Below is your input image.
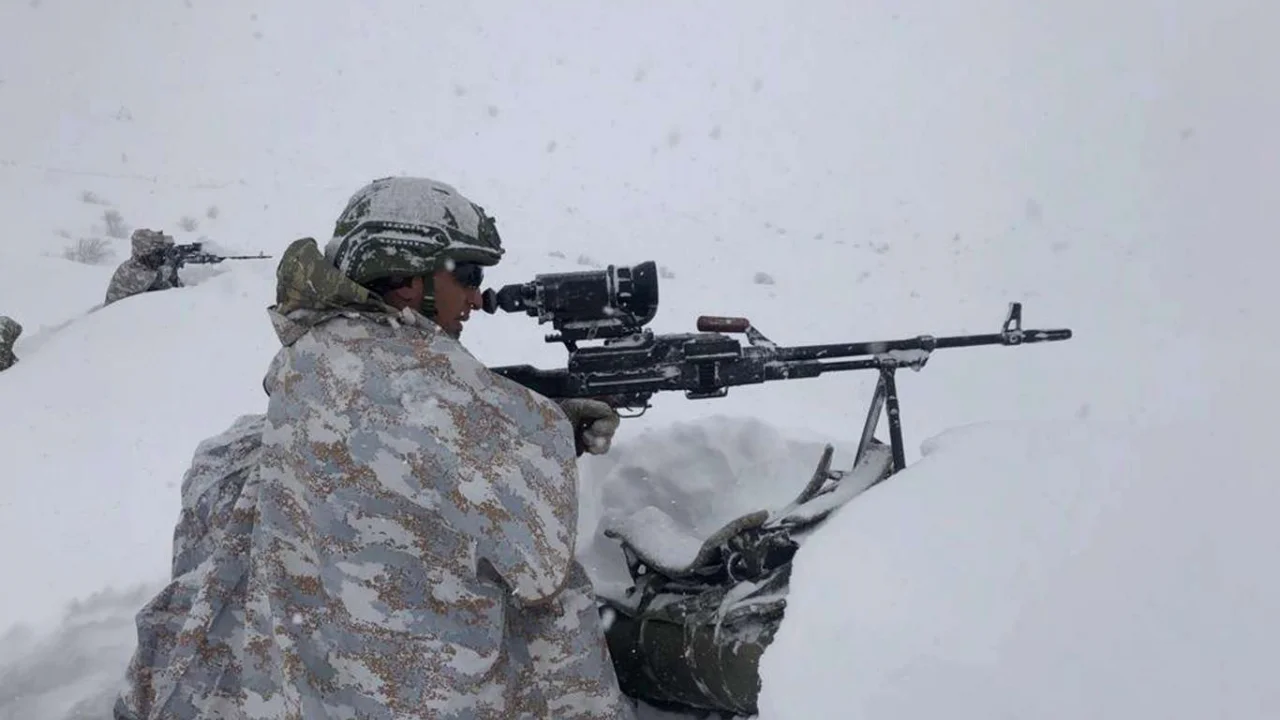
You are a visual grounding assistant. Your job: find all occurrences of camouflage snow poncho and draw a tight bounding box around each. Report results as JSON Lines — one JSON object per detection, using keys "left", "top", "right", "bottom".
{"left": 116, "top": 239, "right": 634, "bottom": 720}
{"left": 104, "top": 230, "right": 182, "bottom": 305}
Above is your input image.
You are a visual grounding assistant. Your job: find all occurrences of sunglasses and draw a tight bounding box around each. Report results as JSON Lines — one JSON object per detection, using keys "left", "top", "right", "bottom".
{"left": 450, "top": 262, "right": 485, "bottom": 289}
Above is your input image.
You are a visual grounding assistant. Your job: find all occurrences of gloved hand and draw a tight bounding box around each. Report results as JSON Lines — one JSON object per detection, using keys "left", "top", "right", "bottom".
{"left": 558, "top": 398, "right": 621, "bottom": 456}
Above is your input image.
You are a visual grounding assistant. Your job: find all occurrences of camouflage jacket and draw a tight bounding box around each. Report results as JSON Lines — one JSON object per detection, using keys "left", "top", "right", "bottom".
{"left": 116, "top": 238, "right": 634, "bottom": 720}
{"left": 0, "top": 315, "right": 20, "bottom": 371}
{"left": 104, "top": 257, "right": 182, "bottom": 306}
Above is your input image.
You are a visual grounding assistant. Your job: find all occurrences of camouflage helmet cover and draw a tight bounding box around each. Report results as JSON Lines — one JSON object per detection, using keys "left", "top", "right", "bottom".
{"left": 131, "top": 229, "right": 174, "bottom": 256}
{"left": 327, "top": 176, "right": 505, "bottom": 286}
{"left": 0, "top": 315, "right": 21, "bottom": 343}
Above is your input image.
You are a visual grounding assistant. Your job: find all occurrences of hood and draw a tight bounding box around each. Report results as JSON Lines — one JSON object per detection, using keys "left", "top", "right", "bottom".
{"left": 0, "top": 316, "right": 21, "bottom": 343}
{"left": 267, "top": 237, "right": 395, "bottom": 347}
{"left": 131, "top": 228, "right": 173, "bottom": 256}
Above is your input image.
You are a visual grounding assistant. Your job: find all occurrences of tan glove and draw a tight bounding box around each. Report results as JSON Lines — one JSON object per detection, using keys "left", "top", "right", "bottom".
{"left": 558, "top": 398, "right": 621, "bottom": 456}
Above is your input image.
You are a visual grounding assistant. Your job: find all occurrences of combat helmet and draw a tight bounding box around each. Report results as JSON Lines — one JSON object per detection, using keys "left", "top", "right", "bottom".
{"left": 326, "top": 176, "right": 504, "bottom": 287}
{"left": 131, "top": 228, "right": 174, "bottom": 257}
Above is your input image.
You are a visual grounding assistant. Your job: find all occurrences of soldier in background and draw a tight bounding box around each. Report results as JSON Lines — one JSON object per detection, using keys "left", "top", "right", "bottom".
{"left": 0, "top": 316, "right": 21, "bottom": 371}
{"left": 103, "top": 229, "right": 182, "bottom": 306}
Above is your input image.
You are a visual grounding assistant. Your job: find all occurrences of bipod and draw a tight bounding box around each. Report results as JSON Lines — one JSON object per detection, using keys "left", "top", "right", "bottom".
{"left": 852, "top": 301, "right": 1036, "bottom": 478}
{"left": 853, "top": 349, "right": 927, "bottom": 479}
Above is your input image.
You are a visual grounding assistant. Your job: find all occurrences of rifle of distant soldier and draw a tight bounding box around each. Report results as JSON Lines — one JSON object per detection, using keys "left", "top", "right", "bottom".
{"left": 148, "top": 242, "right": 273, "bottom": 268}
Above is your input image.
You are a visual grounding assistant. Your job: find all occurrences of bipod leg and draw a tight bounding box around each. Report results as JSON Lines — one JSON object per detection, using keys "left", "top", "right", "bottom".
{"left": 881, "top": 366, "right": 906, "bottom": 473}
{"left": 854, "top": 374, "right": 887, "bottom": 467}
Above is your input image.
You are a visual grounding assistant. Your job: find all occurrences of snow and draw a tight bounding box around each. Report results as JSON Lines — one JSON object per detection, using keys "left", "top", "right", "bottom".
{"left": 2, "top": 0, "right": 1279, "bottom": 718}
{"left": 602, "top": 505, "right": 707, "bottom": 574}
{"left": 0, "top": 267, "right": 280, "bottom": 630}
{"left": 0, "top": 254, "right": 114, "bottom": 351}
{"left": 760, "top": 419, "right": 1280, "bottom": 719}
{"left": 576, "top": 417, "right": 845, "bottom": 602}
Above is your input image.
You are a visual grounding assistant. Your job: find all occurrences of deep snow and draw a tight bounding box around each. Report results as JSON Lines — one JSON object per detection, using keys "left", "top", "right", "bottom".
{"left": 3, "top": 0, "right": 1279, "bottom": 718}
{"left": 761, "top": 419, "right": 1280, "bottom": 719}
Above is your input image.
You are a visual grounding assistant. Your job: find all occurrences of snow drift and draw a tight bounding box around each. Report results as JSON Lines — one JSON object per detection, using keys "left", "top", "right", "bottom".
{"left": 759, "top": 419, "right": 1280, "bottom": 719}
{"left": 0, "top": 265, "right": 280, "bottom": 630}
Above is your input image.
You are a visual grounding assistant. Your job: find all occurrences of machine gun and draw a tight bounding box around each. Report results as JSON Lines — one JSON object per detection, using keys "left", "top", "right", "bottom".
{"left": 483, "top": 260, "right": 1073, "bottom": 473}
{"left": 486, "top": 261, "right": 1074, "bottom": 715}
{"left": 165, "top": 242, "right": 272, "bottom": 267}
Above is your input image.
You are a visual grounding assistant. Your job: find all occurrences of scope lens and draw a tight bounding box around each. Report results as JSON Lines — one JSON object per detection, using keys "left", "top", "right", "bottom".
{"left": 622, "top": 261, "right": 658, "bottom": 319}
{"left": 479, "top": 260, "right": 659, "bottom": 334}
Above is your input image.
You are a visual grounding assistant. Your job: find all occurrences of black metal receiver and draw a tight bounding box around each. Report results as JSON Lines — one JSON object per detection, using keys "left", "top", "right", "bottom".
{"left": 483, "top": 260, "right": 1073, "bottom": 472}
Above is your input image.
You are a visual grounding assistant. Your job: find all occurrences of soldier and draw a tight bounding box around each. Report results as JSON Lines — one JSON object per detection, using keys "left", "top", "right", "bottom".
{"left": 103, "top": 228, "right": 182, "bottom": 305}
{"left": 115, "top": 177, "right": 633, "bottom": 720}
{"left": 0, "top": 315, "right": 21, "bottom": 371}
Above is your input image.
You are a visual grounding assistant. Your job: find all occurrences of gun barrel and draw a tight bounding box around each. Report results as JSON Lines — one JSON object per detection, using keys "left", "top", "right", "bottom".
{"left": 775, "top": 327, "right": 1073, "bottom": 361}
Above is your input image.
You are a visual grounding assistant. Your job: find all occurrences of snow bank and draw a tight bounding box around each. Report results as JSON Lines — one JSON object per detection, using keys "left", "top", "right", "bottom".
{"left": 0, "top": 262, "right": 279, "bottom": 630}
{"left": 0, "top": 253, "right": 115, "bottom": 351}
{"left": 758, "top": 420, "right": 1280, "bottom": 720}
{"left": 0, "top": 585, "right": 157, "bottom": 720}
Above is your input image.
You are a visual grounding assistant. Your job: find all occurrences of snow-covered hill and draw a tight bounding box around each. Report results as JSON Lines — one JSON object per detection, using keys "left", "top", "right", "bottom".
{"left": 2, "top": 1, "right": 1278, "bottom": 718}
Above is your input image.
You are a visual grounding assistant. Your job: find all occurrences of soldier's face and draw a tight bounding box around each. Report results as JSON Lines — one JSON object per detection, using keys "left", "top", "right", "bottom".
{"left": 432, "top": 266, "right": 484, "bottom": 339}
{"left": 139, "top": 250, "right": 165, "bottom": 268}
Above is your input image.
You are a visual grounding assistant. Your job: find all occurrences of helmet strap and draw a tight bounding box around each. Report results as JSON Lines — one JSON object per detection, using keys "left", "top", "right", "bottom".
{"left": 418, "top": 271, "right": 436, "bottom": 318}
